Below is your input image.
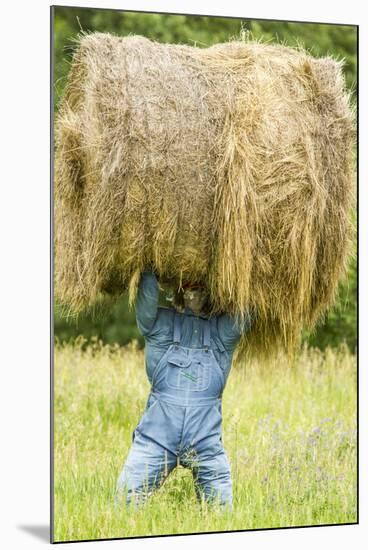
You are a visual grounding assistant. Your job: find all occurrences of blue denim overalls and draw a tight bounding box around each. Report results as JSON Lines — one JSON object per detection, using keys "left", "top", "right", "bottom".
{"left": 115, "top": 272, "right": 251, "bottom": 508}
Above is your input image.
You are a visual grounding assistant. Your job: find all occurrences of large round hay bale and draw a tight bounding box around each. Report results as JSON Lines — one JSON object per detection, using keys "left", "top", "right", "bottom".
{"left": 54, "top": 32, "right": 355, "bottom": 357}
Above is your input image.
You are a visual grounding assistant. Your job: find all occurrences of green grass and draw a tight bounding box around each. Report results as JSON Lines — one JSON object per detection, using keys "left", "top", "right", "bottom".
{"left": 53, "top": 339, "right": 357, "bottom": 542}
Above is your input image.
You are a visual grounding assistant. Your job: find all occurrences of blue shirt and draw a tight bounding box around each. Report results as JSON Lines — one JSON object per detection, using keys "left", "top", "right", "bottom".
{"left": 135, "top": 272, "right": 252, "bottom": 386}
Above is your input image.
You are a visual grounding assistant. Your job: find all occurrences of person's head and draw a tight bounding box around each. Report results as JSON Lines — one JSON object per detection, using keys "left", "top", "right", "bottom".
{"left": 181, "top": 283, "right": 209, "bottom": 315}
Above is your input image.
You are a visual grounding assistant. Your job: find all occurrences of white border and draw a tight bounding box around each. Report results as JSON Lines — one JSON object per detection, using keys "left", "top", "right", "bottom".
{"left": 1, "top": 1, "right": 365, "bottom": 548}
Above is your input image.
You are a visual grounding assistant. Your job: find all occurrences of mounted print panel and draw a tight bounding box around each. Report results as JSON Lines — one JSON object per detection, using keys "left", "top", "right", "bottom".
{"left": 51, "top": 4, "right": 358, "bottom": 543}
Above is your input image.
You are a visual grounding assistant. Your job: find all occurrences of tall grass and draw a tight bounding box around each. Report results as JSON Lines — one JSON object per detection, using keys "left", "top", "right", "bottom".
{"left": 53, "top": 339, "right": 357, "bottom": 542}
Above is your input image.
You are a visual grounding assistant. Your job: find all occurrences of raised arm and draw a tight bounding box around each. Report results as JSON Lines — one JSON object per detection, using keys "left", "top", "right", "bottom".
{"left": 217, "top": 310, "right": 253, "bottom": 351}
{"left": 135, "top": 272, "right": 160, "bottom": 336}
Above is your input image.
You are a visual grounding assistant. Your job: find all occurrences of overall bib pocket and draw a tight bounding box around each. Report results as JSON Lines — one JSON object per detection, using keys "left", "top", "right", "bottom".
{"left": 165, "top": 349, "right": 212, "bottom": 391}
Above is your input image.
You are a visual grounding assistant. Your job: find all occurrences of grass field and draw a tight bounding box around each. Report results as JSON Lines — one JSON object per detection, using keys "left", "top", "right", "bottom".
{"left": 53, "top": 339, "right": 357, "bottom": 542}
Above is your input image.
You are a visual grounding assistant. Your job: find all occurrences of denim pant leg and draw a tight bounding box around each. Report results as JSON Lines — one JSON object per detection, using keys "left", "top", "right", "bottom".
{"left": 192, "top": 449, "right": 233, "bottom": 509}
{"left": 115, "top": 430, "right": 177, "bottom": 508}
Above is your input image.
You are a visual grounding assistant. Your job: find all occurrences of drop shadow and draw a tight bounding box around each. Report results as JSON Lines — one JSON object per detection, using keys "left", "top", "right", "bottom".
{"left": 17, "top": 524, "right": 50, "bottom": 543}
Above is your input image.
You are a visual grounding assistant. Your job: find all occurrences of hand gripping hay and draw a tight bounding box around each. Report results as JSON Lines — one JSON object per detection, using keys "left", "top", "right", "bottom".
{"left": 54, "top": 32, "right": 355, "bottom": 358}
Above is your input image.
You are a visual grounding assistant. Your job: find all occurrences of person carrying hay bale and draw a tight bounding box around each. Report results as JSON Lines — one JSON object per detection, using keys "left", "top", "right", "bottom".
{"left": 54, "top": 32, "right": 355, "bottom": 359}
{"left": 114, "top": 271, "right": 253, "bottom": 509}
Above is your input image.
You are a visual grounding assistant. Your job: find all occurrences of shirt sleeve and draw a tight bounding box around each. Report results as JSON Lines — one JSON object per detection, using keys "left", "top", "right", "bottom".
{"left": 217, "top": 310, "right": 253, "bottom": 351}
{"left": 135, "top": 272, "right": 160, "bottom": 336}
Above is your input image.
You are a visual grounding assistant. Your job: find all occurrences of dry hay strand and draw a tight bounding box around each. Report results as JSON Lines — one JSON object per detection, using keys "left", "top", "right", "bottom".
{"left": 54, "top": 32, "right": 355, "bottom": 358}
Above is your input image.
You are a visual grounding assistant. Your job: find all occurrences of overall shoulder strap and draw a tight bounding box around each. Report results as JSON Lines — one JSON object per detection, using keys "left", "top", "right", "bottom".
{"left": 173, "top": 312, "right": 181, "bottom": 345}
{"left": 203, "top": 319, "right": 211, "bottom": 350}
{"left": 215, "top": 317, "right": 226, "bottom": 352}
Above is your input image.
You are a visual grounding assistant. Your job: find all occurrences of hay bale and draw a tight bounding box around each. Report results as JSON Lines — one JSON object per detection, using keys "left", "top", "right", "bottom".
{"left": 54, "top": 32, "right": 355, "bottom": 357}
